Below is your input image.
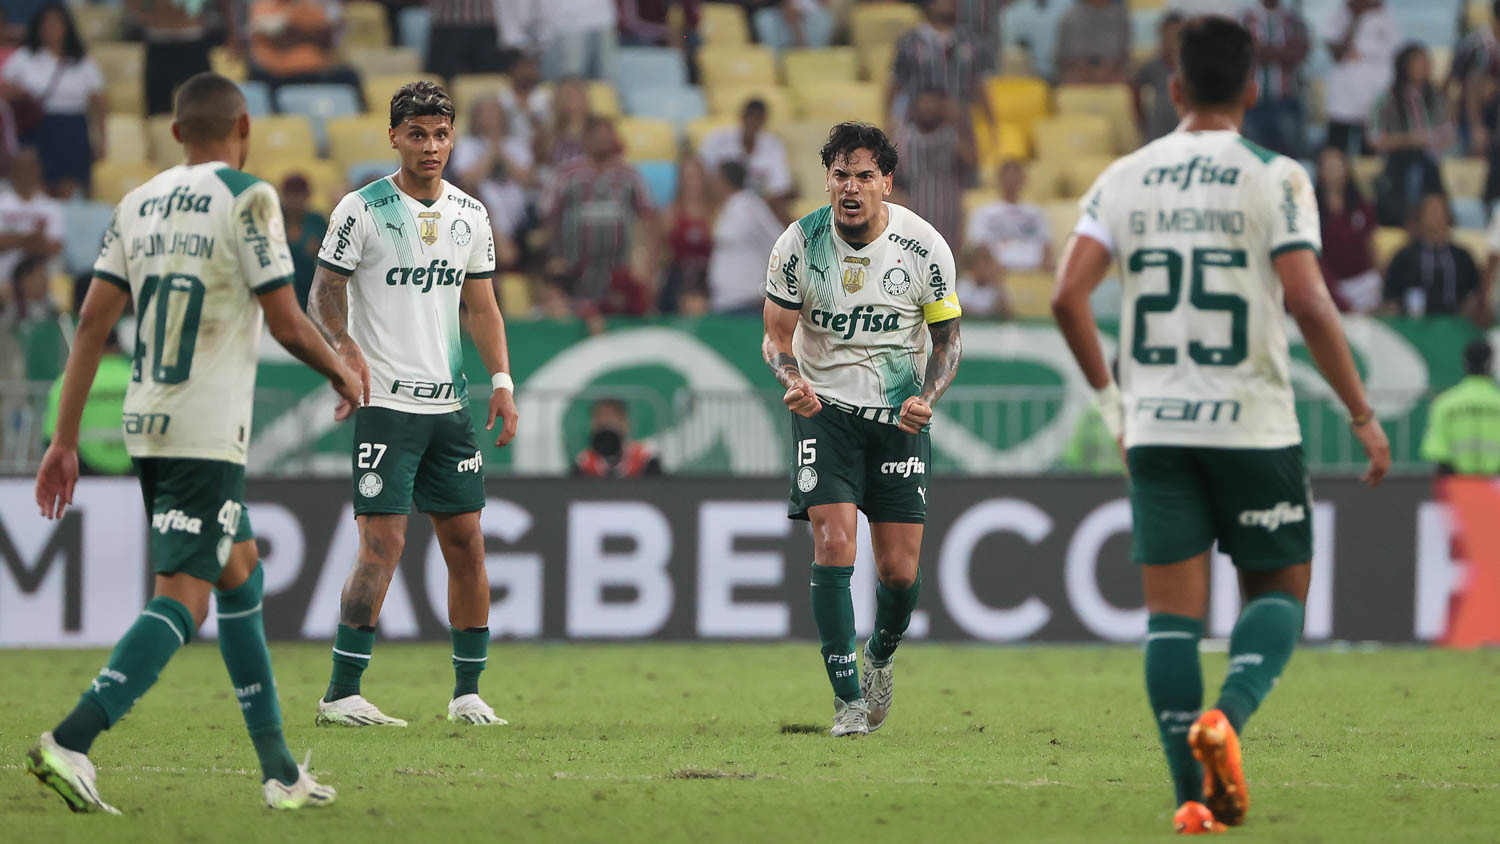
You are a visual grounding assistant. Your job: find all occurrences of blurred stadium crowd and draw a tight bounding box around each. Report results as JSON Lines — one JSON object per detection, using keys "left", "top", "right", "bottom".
{"left": 0, "top": 1, "right": 1496, "bottom": 368}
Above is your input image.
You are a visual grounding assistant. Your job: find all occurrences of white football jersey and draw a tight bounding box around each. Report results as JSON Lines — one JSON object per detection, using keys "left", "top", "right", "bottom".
{"left": 1073, "top": 130, "right": 1321, "bottom": 449}
{"left": 317, "top": 176, "right": 496, "bottom": 415}
{"left": 765, "top": 203, "right": 961, "bottom": 423}
{"left": 94, "top": 162, "right": 296, "bottom": 464}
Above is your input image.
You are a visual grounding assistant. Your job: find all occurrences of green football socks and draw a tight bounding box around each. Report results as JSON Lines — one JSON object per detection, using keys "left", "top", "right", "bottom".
{"left": 810, "top": 563, "right": 861, "bottom": 702}
{"left": 867, "top": 571, "right": 921, "bottom": 663}
{"left": 325, "top": 623, "right": 376, "bottom": 703}
{"left": 53, "top": 595, "right": 193, "bottom": 754}
{"left": 215, "top": 565, "right": 298, "bottom": 785}
{"left": 451, "top": 626, "right": 488, "bottom": 698}
{"left": 1145, "top": 613, "right": 1204, "bottom": 807}
{"left": 1214, "top": 592, "right": 1304, "bottom": 734}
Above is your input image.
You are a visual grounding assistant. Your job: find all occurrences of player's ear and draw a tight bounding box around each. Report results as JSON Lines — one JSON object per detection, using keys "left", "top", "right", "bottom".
{"left": 170, "top": 120, "right": 182, "bottom": 145}
{"left": 388, "top": 125, "right": 398, "bottom": 149}
{"left": 1168, "top": 76, "right": 1186, "bottom": 114}
{"left": 236, "top": 111, "right": 250, "bottom": 141}
{"left": 1241, "top": 79, "right": 1260, "bottom": 114}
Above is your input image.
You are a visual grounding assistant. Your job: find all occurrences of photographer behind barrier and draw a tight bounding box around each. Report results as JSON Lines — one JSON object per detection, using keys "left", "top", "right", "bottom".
{"left": 572, "top": 398, "right": 663, "bottom": 478}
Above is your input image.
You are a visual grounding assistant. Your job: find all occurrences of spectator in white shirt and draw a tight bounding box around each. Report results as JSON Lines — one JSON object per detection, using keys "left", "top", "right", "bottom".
{"left": 537, "top": 0, "right": 618, "bottom": 81}
{"left": 697, "top": 98, "right": 793, "bottom": 215}
{"left": 960, "top": 160, "right": 1053, "bottom": 317}
{"left": 0, "top": 147, "right": 62, "bottom": 287}
{"left": 1, "top": 2, "right": 105, "bottom": 196}
{"left": 1320, "top": 0, "right": 1399, "bottom": 158}
{"left": 496, "top": 53, "right": 551, "bottom": 154}
{"left": 709, "top": 161, "right": 783, "bottom": 314}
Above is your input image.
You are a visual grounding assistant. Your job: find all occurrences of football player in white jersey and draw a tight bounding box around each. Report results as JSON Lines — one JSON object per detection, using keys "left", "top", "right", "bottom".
{"left": 762, "top": 122, "right": 963, "bottom": 737}
{"left": 28, "top": 72, "right": 361, "bottom": 812}
{"left": 1052, "top": 17, "right": 1390, "bottom": 835}
{"left": 308, "top": 81, "right": 518, "bottom": 728}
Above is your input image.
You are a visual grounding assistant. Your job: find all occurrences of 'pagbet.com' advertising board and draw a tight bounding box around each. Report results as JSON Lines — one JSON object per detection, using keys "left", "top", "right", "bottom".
{"left": 0, "top": 477, "right": 1460, "bottom": 647}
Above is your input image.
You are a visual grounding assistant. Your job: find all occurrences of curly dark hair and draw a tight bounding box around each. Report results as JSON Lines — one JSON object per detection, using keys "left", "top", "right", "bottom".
{"left": 389, "top": 80, "right": 455, "bottom": 129}
{"left": 819, "top": 122, "right": 898, "bottom": 175}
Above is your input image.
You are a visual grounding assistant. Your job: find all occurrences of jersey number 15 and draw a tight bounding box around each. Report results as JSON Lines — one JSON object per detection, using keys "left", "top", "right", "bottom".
{"left": 1129, "top": 247, "right": 1248, "bottom": 367}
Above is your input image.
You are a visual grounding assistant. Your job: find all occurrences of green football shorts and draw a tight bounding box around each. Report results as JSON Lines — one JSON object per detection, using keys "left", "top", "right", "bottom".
{"left": 787, "top": 406, "right": 930, "bottom": 524}
{"left": 351, "top": 406, "right": 486, "bottom": 516}
{"left": 1127, "top": 444, "right": 1313, "bottom": 570}
{"left": 135, "top": 457, "right": 252, "bottom": 583}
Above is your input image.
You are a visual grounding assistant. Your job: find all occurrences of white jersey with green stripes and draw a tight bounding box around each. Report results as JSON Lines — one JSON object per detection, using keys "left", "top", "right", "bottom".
{"left": 765, "top": 203, "right": 961, "bottom": 424}
{"left": 93, "top": 161, "right": 296, "bottom": 464}
{"left": 317, "top": 175, "right": 496, "bottom": 415}
{"left": 1073, "top": 130, "right": 1322, "bottom": 449}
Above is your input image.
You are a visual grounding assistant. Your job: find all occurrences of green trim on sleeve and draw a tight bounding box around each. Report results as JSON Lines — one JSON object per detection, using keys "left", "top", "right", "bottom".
{"left": 94, "top": 270, "right": 130, "bottom": 291}
{"left": 766, "top": 291, "right": 801, "bottom": 311}
{"left": 316, "top": 257, "right": 355, "bottom": 275}
{"left": 464, "top": 270, "right": 495, "bottom": 280}
{"left": 1270, "top": 241, "right": 1320, "bottom": 259}
{"left": 252, "top": 275, "right": 293, "bottom": 294}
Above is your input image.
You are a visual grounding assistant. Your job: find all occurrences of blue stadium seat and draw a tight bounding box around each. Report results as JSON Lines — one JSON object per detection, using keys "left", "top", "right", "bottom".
{"left": 1453, "top": 196, "right": 1488, "bottom": 231}
{"left": 636, "top": 160, "right": 678, "bottom": 207}
{"left": 612, "top": 48, "right": 689, "bottom": 91}
{"left": 399, "top": 6, "right": 431, "bottom": 64}
{"left": 621, "top": 87, "right": 707, "bottom": 127}
{"left": 63, "top": 200, "right": 113, "bottom": 277}
{"left": 1130, "top": 9, "right": 1161, "bottom": 50}
{"left": 238, "top": 80, "right": 272, "bottom": 118}
{"left": 276, "top": 84, "right": 362, "bottom": 154}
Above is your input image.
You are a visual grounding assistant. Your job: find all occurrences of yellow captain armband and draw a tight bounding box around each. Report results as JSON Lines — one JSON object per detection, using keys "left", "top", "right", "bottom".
{"left": 923, "top": 293, "right": 962, "bottom": 324}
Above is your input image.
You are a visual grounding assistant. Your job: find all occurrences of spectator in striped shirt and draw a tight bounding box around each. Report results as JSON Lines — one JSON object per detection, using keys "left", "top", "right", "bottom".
{"left": 1455, "top": 1, "right": 1500, "bottom": 156}
{"left": 893, "top": 88, "right": 973, "bottom": 251}
{"left": 541, "top": 115, "right": 661, "bottom": 315}
{"left": 1240, "top": 0, "right": 1310, "bottom": 159}
{"left": 425, "top": 0, "right": 508, "bottom": 78}
{"left": 886, "top": 0, "right": 995, "bottom": 130}
{"left": 1134, "top": 12, "right": 1183, "bottom": 144}
{"left": 1369, "top": 44, "right": 1450, "bottom": 227}
{"left": 1054, "top": 0, "right": 1129, "bottom": 85}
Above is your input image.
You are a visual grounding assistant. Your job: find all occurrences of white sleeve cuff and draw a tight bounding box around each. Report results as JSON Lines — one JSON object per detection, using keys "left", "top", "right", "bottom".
{"left": 1072, "top": 214, "right": 1116, "bottom": 256}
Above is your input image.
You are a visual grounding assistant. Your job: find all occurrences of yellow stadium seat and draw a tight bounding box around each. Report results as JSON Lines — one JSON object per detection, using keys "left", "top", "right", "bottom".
{"left": 776, "top": 120, "right": 831, "bottom": 185}
{"left": 1005, "top": 270, "right": 1056, "bottom": 319}
{"left": 699, "top": 3, "right": 751, "bottom": 45}
{"left": 861, "top": 43, "right": 896, "bottom": 85}
{"left": 700, "top": 46, "right": 777, "bottom": 88}
{"left": 793, "top": 82, "right": 881, "bottom": 123}
{"left": 986, "top": 76, "right": 1051, "bottom": 132}
{"left": 615, "top": 117, "right": 679, "bottom": 161}
{"left": 343, "top": 46, "right": 421, "bottom": 79}
{"left": 326, "top": 115, "right": 395, "bottom": 169}
{"left": 1032, "top": 114, "right": 1113, "bottom": 159}
{"left": 1351, "top": 156, "right": 1382, "bottom": 197}
{"left": 1455, "top": 227, "right": 1490, "bottom": 263}
{"left": 963, "top": 188, "right": 998, "bottom": 219}
{"left": 974, "top": 119, "right": 1028, "bottom": 165}
{"left": 848, "top": 3, "right": 921, "bottom": 48}
{"left": 253, "top": 159, "right": 344, "bottom": 213}
{"left": 209, "top": 46, "right": 246, "bottom": 82}
{"left": 1062, "top": 155, "right": 1116, "bottom": 199}
{"left": 104, "top": 114, "right": 148, "bottom": 164}
{"left": 106, "top": 80, "right": 144, "bottom": 116}
{"left": 362, "top": 73, "right": 446, "bottom": 117}
{"left": 707, "top": 84, "right": 793, "bottom": 123}
{"left": 783, "top": 48, "right": 860, "bottom": 87}
{"left": 1041, "top": 201, "right": 1080, "bottom": 247}
{"left": 588, "top": 81, "right": 622, "bottom": 118}
{"left": 1055, "top": 84, "right": 1138, "bottom": 154}
{"left": 685, "top": 115, "right": 735, "bottom": 150}
{"left": 1128, "top": 0, "right": 1167, "bottom": 10}
{"left": 450, "top": 74, "right": 509, "bottom": 122}
{"left": 147, "top": 115, "right": 180, "bottom": 166}
{"left": 1000, "top": 46, "right": 1032, "bottom": 78}
{"left": 244, "top": 116, "right": 318, "bottom": 171}
{"left": 92, "top": 160, "right": 157, "bottom": 205}
{"left": 1431, "top": 47, "right": 1453, "bottom": 85}
{"left": 792, "top": 194, "right": 828, "bottom": 219}
{"left": 1443, "top": 157, "right": 1486, "bottom": 199}
{"left": 94, "top": 42, "right": 145, "bottom": 79}
{"left": 1373, "top": 227, "right": 1407, "bottom": 270}
{"left": 73, "top": 4, "right": 122, "bottom": 44}
{"left": 1023, "top": 159, "right": 1067, "bottom": 202}
{"left": 342, "top": 1, "right": 392, "bottom": 49}
{"left": 498, "top": 273, "right": 533, "bottom": 316}
{"left": 1470, "top": 0, "right": 1492, "bottom": 30}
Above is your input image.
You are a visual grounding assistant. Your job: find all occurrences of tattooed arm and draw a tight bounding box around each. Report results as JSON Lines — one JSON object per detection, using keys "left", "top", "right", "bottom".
{"left": 763, "top": 297, "right": 821, "bottom": 417}
{"left": 307, "top": 264, "right": 370, "bottom": 408}
{"left": 899, "top": 317, "right": 962, "bottom": 434}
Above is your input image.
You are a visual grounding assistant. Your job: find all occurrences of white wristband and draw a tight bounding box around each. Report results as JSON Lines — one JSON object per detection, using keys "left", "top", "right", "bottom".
{"left": 1093, "top": 382, "right": 1124, "bottom": 442}
{"left": 490, "top": 372, "right": 514, "bottom": 392}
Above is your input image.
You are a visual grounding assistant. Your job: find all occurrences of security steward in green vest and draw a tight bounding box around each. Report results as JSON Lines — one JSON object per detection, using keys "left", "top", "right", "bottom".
{"left": 43, "top": 326, "right": 131, "bottom": 475}
{"left": 1421, "top": 340, "right": 1500, "bottom": 476}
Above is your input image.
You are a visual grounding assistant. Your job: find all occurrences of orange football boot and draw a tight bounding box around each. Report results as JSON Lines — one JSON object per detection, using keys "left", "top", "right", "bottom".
{"left": 1188, "top": 709, "right": 1249, "bottom": 826}
{"left": 1173, "top": 801, "right": 1222, "bottom": 835}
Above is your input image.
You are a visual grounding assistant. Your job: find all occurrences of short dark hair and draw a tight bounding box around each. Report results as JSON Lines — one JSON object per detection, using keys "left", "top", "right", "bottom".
{"left": 389, "top": 80, "right": 455, "bottom": 129}
{"left": 720, "top": 160, "right": 747, "bottom": 190}
{"left": 1493, "top": 0, "right": 1500, "bottom": 21}
{"left": 174, "top": 72, "right": 246, "bottom": 144}
{"left": 820, "top": 122, "right": 898, "bottom": 174}
{"left": 742, "top": 98, "right": 767, "bottom": 118}
{"left": 1464, "top": 340, "right": 1493, "bottom": 375}
{"left": 1177, "top": 15, "right": 1255, "bottom": 108}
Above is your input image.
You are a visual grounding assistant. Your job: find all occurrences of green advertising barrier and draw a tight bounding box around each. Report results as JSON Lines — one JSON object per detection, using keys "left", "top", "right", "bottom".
{"left": 237, "top": 315, "right": 1495, "bottom": 476}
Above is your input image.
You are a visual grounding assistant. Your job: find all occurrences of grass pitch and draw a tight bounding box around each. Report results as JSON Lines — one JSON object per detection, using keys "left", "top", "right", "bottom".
{"left": 2, "top": 643, "right": 1496, "bottom": 843}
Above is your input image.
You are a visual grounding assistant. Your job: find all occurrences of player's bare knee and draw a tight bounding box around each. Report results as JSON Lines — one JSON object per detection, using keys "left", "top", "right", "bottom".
{"left": 877, "top": 568, "right": 918, "bottom": 591}
{"left": 814, "top": 527, "right": 854, "bottom": 565}
{"left": 359, "top": 523, "right": 405, "bottom": 567}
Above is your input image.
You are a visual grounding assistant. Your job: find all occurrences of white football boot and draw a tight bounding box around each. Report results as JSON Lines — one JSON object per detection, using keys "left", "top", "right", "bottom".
{"left": 447, "top": 694, "right": 509, "bottom": 725}
{"left": 830, "top": 698, "right": 870, "bottom": 737}
{"left": 263, "top": 751, "right": 337, "bottom": 810}
{"left": 861, "top": 643, "right": 895, "bottom": 732}
{"left": 315, "top": 695, "right": 407, "bottom": 727}
{"left": 24, "top": 731, "right": 120, "bottom": 814}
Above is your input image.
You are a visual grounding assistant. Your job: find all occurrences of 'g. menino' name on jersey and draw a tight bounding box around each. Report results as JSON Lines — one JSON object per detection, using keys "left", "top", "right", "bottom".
{"left": 317, "top": 175, "right": 496, "bottom": 415}
{"left": 1073, "top": 131, "right": 1322, "bottom": 450}
{"left": 765, "top": 203, "right": 961, "bottom": 424}
{"left": 94, "top": 163, "right": 297, "bottom": 464}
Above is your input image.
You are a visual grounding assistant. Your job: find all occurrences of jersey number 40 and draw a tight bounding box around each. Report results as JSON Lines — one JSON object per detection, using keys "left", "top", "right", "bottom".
{"left": 132, "top": 272, "right": 206, "bottom": 385}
